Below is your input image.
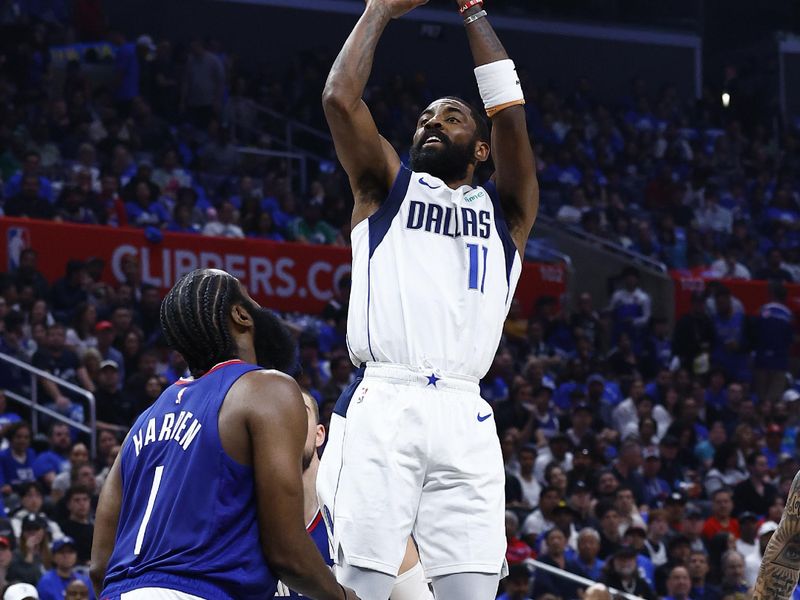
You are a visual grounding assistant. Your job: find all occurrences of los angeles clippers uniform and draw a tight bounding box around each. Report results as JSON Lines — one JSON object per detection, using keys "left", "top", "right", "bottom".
{"left": 275, "top": 511, "right": 334, "bottom": 597}
{"left": 102, "top": 360, "right": 278, "bottom": 600}
{"left": 317, "top": 166, "right": 522, "bottom": 578}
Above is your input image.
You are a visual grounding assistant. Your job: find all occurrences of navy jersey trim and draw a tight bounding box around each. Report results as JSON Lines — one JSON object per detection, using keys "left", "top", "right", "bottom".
{"left": 368, "top": 165, "right": 412, "bottom": 258}
{"left": 482, "top": 179, "right": 519, "bottom": 297}
{"left": 333, "top": 365, "right": 366, "bottom": 418}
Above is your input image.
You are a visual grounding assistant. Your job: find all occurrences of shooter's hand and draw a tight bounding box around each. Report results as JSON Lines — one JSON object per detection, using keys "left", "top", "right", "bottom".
{"left": 366, "top": 0, "right": 429, "bottom": 20}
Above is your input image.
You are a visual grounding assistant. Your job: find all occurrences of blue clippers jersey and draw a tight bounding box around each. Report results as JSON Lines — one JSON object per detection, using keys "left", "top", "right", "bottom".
{"left": 275, "top": 511, "right": 334, "bottom": 597}
{"left": 103, "top": 360, "right": 277, "bottom": 600}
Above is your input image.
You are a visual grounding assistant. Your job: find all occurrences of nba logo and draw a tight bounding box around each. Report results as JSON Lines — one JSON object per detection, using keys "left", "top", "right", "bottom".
{"left": 7, "top": 227, "right": 30, "bottom": 271}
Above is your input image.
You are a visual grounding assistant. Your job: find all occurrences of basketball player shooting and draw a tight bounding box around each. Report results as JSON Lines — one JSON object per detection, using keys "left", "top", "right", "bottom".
{"left": 752, "top": 470, "right": 800, "bottom": 600}
{"left": 317, "top": 0, "right": 539, "bottom": 598}
{"left": 91, "top": 269, "right": 359, "bottom": 600}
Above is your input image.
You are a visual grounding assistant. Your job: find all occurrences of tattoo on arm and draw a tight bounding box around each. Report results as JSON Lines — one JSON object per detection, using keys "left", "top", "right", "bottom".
{"left": 752, "top": 470, "right": 800, "bottom": 600}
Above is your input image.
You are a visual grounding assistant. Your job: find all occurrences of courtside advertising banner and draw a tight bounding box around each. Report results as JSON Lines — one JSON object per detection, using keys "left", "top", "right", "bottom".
{"left": 0, "top": 217, "right": 565, "bottom": 316}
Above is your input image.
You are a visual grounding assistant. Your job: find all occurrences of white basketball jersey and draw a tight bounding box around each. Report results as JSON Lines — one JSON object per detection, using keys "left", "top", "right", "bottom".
{"left": 347, "top": 166, "right": 523, "bottom": 379}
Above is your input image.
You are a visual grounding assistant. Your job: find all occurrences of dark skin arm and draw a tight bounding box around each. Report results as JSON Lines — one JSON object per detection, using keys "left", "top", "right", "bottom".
{"left": 90, "top": 445, "right": 123, "bottom": 596}
{"left": 322, "top": 1, "right": 427, "bottom": 227}
{"left": 460, "top": 1, "right": 539, "bottom": 256}
{"left": 230, "top": 371, "right": 354, "bottom": 600}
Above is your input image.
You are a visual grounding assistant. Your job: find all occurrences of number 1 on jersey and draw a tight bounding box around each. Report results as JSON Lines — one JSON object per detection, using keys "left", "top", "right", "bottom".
{"left": 134, "top": 465, "right": 165, "bottom": 555}
{"left": 467, "top": 243, "right": 489, "bottom": 294}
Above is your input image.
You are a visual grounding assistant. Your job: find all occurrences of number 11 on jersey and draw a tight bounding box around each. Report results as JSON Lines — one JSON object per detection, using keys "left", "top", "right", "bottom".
{"left": 466, "top": 243, "right": 488, "bottom": 294}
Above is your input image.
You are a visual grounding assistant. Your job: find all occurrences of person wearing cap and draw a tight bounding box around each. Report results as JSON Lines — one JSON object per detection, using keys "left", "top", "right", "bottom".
{"left": 567, "top": 480, "right": 594, "bottom": 529}
{"left": 642, "top": 448, "right": 670, "bottom": 506}
{"left": 94, "top": 321, "right": 124, "bottom": 386}
{"left": 600, "top": 545, "right": 655, "bottom": 600}
{"left": 496, "top": 564, "right": 532, "bottom": 600}
{"left": 732, "top": 452, "right": 777, "bottom": 518}
{"left": 93, "top": 360, "right": 135, "bottom": 429}
{"left": 9, "top": 514, "right": 51, "bottom": 585}
{"left": 566, "top": 400, "right": 594, "bottom": 449}
{"left": 36, "top": 537, "right": 94, "bottom": 600}
{"left": 533, "top": 433, "right": 573, "bottom": 486}
{"left": 744, "top": 520, "right": 778, "bottom": 588}
{"left": 620, "top": 525, "right": 655, "bottom": 587}
{"left": 687, "top": 551, "right": 721, "bottom": 600}
{"left": 3, "top": 582, "right": 38, "bottom": 600}
{"left": 684, "top": 506, "right": 708, "bottom": 553}
{"left": 734, "top": 511, "right": 759, "bottom": 561}
{"left": 532, "top": 528, "right": 587, "bottom": 600}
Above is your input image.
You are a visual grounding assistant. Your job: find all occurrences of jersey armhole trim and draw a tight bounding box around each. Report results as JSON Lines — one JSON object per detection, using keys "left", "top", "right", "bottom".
{"left": 482, "top": 179, "right": 520, "bottom": 291}
{"left": 367, "top": 165, "right": 412, "bottom": 258}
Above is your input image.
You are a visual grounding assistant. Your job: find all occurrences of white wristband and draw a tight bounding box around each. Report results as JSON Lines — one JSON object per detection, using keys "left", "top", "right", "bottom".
{"left": 474, "top": 59, "right": 525, "bottom": 117}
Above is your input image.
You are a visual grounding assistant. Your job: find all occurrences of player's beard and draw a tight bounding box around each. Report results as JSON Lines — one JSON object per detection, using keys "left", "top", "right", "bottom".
{"left": 243, "top": 300, "right": 297, "bottom": 374}
{"left": 302, "top": 443, "right": 315, "bottom": 472}
{"left": 409, "top": 132, "right": 477, "bottom": 182}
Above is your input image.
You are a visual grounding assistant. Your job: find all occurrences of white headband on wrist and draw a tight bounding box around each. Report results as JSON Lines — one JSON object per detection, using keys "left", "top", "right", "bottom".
{"left": 474, "top": 59, "right": 525, "bottom": 118}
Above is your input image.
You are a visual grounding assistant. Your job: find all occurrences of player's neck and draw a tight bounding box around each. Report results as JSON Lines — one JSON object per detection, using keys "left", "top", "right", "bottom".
{"left": 303, "top": 458, "right": 321, "bottom": 525}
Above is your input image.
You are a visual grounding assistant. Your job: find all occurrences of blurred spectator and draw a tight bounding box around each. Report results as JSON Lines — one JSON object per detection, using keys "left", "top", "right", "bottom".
{"left": 10, "top": 482, "right": 63, "bottom": 541}
{"left": 576, "top": 527, "right": 604, "bottom": 579}
{"left": 607, "top": 267, "right": 651, "bottom": 349}
{"left": 497, "top": 564, "right": 533, "bottom": 600}
{"left": 9, "top": 514, "right": 51, "bottom": 585}
{"left": 289, "top": 197, "right": 338, "bottom": 245}
{"left": 532, "top": 527, "right": 586, "bottom": 600}
{"left": 702, "top": 488, "right": 739, "bottom": 540}
{"left": 744, "top": 521, "right": 776, "bottom": 588}
{"left": 4, "top": 152, "right": 54, "bottom": 204}
{"left": 57, "top": 486, "right": 93, "bottom": 565}
{"left": 505, "top": 511, "right": 534, "bottom": 566}
{"left": 753, "top": 283, "right": 794, "bottom": 403}
{"left": 688, "top": 551, "right": 720, "bottom": 600}
{"left": 4, "top": 175, "right": 54, "bottom": 220}
{"left": 0, "top": 422, "right": 36, "bottom": 491}
{"left": 673, "top": 293, "right": 715, "bottom": 375}
{"left": 719, "top": 550, "right": 747, "bottom": 595}
{"left": 732, "top": 453, "right": 777, "bottom": 517}
{"left": 202, "top": 201, "right": 244, "bottom": 238}
{"left": 664, "top": 565, "right": 693, "bottom": 600}
{"left": 756, "top": 248, "right": 794, "bottom": 283}
{"left": 36, "top": 536, "right": 94, "bottom": 600}
{"left": 601, "top": 545, "right": 655, "bottom": 600}
{"left": 181, "top": 39, "right": 225, "bottom": 129}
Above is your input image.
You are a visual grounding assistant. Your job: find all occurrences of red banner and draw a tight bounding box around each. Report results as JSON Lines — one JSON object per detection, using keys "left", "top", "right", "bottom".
{"left": 671, "top": 273, "right": 800, "bottom": 317}
{"left": 0, "top": 217, "right": 564, "bottom": 316}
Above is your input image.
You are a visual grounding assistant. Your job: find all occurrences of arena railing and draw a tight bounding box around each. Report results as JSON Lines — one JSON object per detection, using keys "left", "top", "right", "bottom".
{"left": 525, "top": 558, "right": 646, "bottom": 600}
{"left": 0, "top": 352, "right": 97, "bottom": 458}
{"left": 235, "top": 147, "right": 312, "bottom": 195}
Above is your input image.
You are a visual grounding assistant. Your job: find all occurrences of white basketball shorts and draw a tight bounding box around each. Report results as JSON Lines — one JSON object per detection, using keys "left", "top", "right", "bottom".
{"left": 317, "top": 362, "right": 506, "bottom": 579}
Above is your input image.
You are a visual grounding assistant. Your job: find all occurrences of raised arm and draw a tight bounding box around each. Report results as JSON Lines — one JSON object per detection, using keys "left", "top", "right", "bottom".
{"left": 460, "top": 1, "right": 539, "bottom": 255}
{"left": 322, "top": 1, "right": 426, "bottom": 223}
{"left": 752, "top": 469, "right": 800, "bottom": 600}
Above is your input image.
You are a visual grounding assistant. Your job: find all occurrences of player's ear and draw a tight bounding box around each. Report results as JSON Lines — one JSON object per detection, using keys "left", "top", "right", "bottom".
{"left": 474, "top": 139, "right": 490, "bottom": 163}
{"left": 315, "top": 424, "right": 326, "bottom": 448}
{"left": 230, "top": 302, "right": 253, "bottom": 329}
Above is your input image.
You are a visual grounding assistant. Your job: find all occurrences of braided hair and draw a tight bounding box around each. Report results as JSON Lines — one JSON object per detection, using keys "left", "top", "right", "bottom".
{"left": 160, "top": 269, "right": 243, "bottom": 377}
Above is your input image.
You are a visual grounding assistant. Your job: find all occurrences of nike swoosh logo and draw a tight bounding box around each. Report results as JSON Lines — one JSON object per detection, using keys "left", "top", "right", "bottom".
{"left": 419, "top": 177, "right": 441, "bottom": 190}
{"left": 477, "top": 413, "right": 492, "bottom": 422}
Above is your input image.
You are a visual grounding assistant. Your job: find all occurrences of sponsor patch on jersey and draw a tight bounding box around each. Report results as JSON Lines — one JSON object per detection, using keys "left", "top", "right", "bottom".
{"left": 463, "top": 189, "right": 485, "bottom": 204}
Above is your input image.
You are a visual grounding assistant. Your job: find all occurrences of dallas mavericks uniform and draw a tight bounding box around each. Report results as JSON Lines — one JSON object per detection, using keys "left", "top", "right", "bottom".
{"left": 102, "top": 360, "right": 277, "bottom": 600}
{"left": 317, "top": 166, "right": 522, "bottom": 579}
{"left": 275, "top": 511, "right": 333, "bottom": 597}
